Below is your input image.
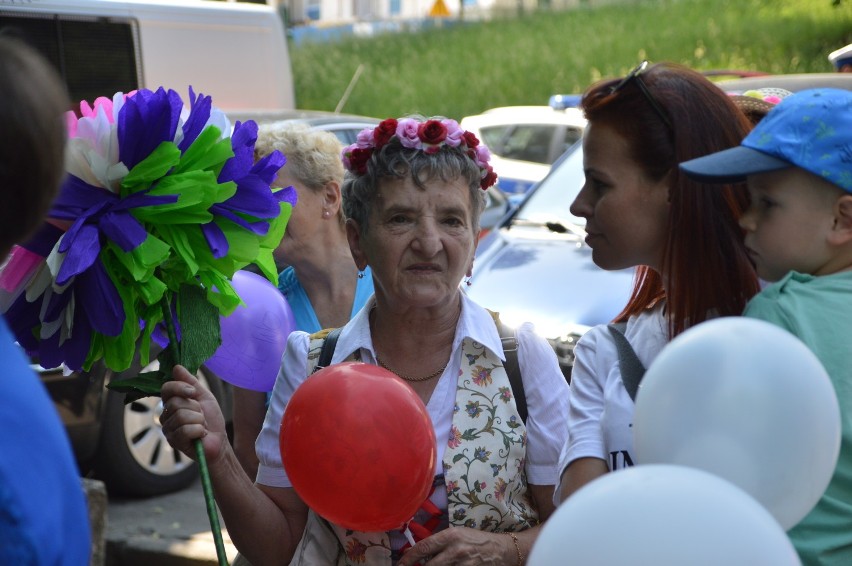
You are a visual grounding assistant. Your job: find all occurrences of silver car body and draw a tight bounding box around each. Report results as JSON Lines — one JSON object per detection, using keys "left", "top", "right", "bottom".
{"left": 466, "top": 143, "right": 635, "bottom": 378}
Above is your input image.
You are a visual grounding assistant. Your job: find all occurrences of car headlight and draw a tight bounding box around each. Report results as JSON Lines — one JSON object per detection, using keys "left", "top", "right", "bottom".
{"left": 546, "top": 326, "right": 590, "bottom": 383}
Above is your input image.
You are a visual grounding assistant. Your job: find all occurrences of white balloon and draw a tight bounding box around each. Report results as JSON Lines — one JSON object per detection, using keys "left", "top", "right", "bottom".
{"left": 529, "top": 465, "right": 800, "bottom": 566}
{"left": 633, "top": 317, "right": 840, "bottom": 530}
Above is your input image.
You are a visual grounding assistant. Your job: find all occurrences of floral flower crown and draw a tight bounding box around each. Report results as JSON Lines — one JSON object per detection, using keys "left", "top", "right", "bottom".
{"left": 341, "top": 117, "right": 498, "bottom": 190}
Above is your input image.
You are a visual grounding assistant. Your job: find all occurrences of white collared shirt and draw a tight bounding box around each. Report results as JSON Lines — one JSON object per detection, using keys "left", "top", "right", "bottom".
{"left": 256, "top": 293, "right": 570, "bottom": 489}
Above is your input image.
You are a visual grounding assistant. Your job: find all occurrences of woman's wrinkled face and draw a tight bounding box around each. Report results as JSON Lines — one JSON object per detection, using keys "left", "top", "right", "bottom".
{"left": 349, "top": 175, "right": 476, "bottom": 309}
{"left": 569, "top": 122, "right": 670, "bottom": 272}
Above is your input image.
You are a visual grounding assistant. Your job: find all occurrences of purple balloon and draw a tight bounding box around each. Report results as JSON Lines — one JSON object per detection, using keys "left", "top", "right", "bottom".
{"left": 205, "top": 270, "right": 295, "bottom": 392}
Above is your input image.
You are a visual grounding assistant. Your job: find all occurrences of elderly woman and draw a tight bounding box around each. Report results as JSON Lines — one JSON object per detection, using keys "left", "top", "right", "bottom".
{"left": 161, "top": 116, "right": 569, "bottom": 566}
{"left": 232, "top": 122, "right": 374, "bottom": 480}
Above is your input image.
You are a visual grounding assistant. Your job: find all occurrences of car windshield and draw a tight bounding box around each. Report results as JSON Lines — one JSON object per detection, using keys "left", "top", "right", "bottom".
{"left": 512, "top": 142, "right": 586, "bottom": 229}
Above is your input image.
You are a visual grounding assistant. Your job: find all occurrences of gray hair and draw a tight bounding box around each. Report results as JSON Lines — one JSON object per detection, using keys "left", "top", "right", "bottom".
{"left": 342, "top": 141, "right": 486, "bottom": 235}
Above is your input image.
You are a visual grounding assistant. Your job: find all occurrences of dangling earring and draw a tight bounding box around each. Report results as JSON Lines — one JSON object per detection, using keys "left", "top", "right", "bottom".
{"left": 357, "top": 270, "right": 365, "bottom": 279}
{"left": 464, "top": 276, "right": 472, "bottom": 286}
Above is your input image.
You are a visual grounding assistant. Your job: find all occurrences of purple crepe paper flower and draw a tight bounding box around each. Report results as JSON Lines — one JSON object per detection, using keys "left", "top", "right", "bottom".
{"left": 203, "top": 120, "right": 292, "bottom": 258}
{"left": 178, "top": 87, "right": 213, "bottom": 153}
{"left": 118, "top": 88, "right": 183, "bottom": 170}
{"left": 49, "top": 174, "right": 177, "bottom": 284}
{"left": 3, "top": 224, "right": 124, "bottom": 369}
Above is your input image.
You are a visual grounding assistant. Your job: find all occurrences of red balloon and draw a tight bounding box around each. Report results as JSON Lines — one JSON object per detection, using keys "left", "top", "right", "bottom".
{"left": 280, "top": 362, "right": 437, "bottom": 532}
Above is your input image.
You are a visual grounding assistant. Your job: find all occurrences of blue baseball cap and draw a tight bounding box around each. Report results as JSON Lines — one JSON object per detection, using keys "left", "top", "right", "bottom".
{"left": 680, "top": 89, "right": 852, "bottom": 193}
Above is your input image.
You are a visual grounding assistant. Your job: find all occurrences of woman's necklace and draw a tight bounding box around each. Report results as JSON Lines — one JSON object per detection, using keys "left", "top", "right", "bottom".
{"left": 375, "top": 355, "right": 447, "bottom": 382}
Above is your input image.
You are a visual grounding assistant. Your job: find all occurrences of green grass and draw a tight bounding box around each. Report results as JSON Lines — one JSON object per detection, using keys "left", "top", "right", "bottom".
{"left": 288, "top": 0, "right": 851, "bottom": 120}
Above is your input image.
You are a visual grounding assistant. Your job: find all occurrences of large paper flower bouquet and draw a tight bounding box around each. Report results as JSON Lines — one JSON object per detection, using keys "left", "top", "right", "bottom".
{"left": 0, "top": 87, "right": 294, "bottom": 565}
{"left": 0, "top": 87, "right": 294, "bottom": 381}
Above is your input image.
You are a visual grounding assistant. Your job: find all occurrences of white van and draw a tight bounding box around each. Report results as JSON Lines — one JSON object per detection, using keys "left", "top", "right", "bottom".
{"left": 0, "top": 0, "right": 295, "bottom": 115}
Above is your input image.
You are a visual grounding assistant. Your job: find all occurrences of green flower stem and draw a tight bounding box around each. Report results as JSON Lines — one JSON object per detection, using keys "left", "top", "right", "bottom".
{"left": 160, "top": 295, "right": 229, "bottom": 566}
{"left": 195, "top": 439, "right": 229, "bottom": 566}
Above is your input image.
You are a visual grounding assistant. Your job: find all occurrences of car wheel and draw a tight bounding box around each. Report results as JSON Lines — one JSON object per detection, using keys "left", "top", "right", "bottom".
{"left": 92, "top": 361, "right": 225, "bottom": 497}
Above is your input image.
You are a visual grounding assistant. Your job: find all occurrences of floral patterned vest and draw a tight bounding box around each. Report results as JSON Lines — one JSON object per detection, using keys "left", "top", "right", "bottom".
{"left": 287, "top": 332, "right": 539, "bottom": 566}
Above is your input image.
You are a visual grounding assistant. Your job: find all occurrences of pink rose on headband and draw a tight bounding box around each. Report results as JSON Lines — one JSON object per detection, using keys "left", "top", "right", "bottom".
{"left": 396, "top": 118, "right": 422, "bottom": 149}
{"left": 474, "top": 145, "right": 491, "bottom": 168}
{"left": 373, "top": 118, "right": 398, "bottom": 148}
{"left": 355, "top": 127, "right": 374, "bottom": 149}
{"left": 442, "top": 119, "right": 464, "bottom": 147}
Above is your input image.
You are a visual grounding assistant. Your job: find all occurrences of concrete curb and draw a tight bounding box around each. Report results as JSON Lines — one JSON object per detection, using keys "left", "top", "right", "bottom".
{"left": 106, "top": 478, "right": 238, "bottom": 566}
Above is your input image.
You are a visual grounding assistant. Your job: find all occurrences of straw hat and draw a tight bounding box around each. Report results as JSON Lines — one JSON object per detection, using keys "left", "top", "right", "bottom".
{"left": 729, "top": 88, "right": 793, "bottom": 125}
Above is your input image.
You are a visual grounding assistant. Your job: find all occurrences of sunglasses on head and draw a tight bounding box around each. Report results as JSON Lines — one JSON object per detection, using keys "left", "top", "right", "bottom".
{"left": 609, "top": 60, "right": 673, "bottom": 131}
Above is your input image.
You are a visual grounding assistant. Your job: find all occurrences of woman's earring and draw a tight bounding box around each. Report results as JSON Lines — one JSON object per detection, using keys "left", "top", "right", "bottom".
{"left": 357, "top": 270, "right": 365, "bottom": 279}
{"left": 322, "top": 210, "right": 330, "bottom": 218}
{"left": 464, "top": 276, "right": 472, "bottom": 286}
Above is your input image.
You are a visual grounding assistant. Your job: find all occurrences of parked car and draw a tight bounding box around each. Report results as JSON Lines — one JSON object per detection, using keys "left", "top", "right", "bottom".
{"left": 460, "top": 100, "right": 586, "bottom": 197}
{"left": 37, "top": 347, "right": 232, "bottom": 497}
{"left": 240, "top": 109, "right": 382, "bottom": 145}
{"left": 0, "top": 0, "right": 296, "bottom": 114}
{"left": 465, "top": 142, "right": 634, "bottom": 380}
{"left": 715, "top": 72, "right": 852, "bottom": 93}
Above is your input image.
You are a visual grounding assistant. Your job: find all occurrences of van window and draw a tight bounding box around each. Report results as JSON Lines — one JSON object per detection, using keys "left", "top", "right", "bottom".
{"left": 0, "top": 12, "right": 141, "bottom": 105}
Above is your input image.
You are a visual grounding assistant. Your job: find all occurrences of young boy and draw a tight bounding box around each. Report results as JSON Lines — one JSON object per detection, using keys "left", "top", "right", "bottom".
{"left": 680, "top": 88, "right": 852, "bottom": 566}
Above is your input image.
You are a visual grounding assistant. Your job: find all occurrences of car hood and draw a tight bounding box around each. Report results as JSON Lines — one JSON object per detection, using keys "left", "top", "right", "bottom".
{"left": 467, "top": 228, "right": 635, "bottom": 339}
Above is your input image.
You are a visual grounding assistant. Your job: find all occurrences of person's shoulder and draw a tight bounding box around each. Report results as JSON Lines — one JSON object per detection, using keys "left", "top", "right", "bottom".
{"left": 757, "top": 270, "right": 852, "bottom": 307}
{"left": 623, "top": 303, "right": 666, "bottom": 341}
{"left": 574, "top": 322, "right": 619, "bottom": 355}
{"left": 743, "top": 273, "right": 805, "bottom": 325}
{"left": 753, "top": 271, "right": 831, "bottom": 299}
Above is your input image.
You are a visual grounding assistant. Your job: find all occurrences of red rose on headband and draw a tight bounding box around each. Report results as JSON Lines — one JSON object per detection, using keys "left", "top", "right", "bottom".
{"left": 462, "top": 130, "right": 480, "bottom": 148}
{"left": 348, "top": 147, "right": 373, "bottom": 175}
{"left": 373, "top": 118, "right": 398, "bottom": 148}
{"left": 480, "top": 165, "right": 497, "bottom": 191}
{"left": 418, "top": 120, "right": 448, "bottom": 146}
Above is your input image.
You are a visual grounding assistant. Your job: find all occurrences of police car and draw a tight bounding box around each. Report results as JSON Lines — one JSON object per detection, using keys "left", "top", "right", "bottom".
{"left": 460, "top": 95, "right": 586, "bottom": 197}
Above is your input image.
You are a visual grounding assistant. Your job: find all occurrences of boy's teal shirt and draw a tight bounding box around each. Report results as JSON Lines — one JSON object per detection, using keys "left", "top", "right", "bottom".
{"left": 744, "top": 270, "right": 852, "bottom": 565}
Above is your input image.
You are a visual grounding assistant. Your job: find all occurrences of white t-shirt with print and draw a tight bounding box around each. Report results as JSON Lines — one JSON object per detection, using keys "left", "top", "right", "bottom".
{"left": 557, "top": 303, "right": 668, "bottom": 485}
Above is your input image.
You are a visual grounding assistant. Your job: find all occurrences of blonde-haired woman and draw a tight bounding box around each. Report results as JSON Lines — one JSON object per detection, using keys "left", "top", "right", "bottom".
{"left": 233, "top": 122, "right": 374, "bottom": 479}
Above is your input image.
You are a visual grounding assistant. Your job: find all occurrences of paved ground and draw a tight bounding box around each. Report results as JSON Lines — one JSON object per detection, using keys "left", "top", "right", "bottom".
{"left": 106, "top": 478, "right": 239, "bottom": 566}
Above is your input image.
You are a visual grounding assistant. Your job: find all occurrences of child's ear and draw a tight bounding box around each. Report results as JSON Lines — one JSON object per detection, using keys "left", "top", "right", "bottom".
{"left": 829, "top": 194, "right": 852, "bottom": 246}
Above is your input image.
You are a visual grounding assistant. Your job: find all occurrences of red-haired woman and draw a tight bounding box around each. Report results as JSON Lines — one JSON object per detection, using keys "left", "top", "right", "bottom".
{"left": 558, "top": 61, "right": 760, "bottom": 501}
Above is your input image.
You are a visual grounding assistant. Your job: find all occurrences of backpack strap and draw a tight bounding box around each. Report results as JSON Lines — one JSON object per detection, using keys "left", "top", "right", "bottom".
{"left": 607, "top": 322, "right": 646, "bottom": 402}
{"left": 497, "top": 320, "right": 527, "bottom": 425}
{"left": 314, "top": 327, "right": 342, "bottom": 374}
{"left": 486, "top": 309, "right": 526, "bottom": 424}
